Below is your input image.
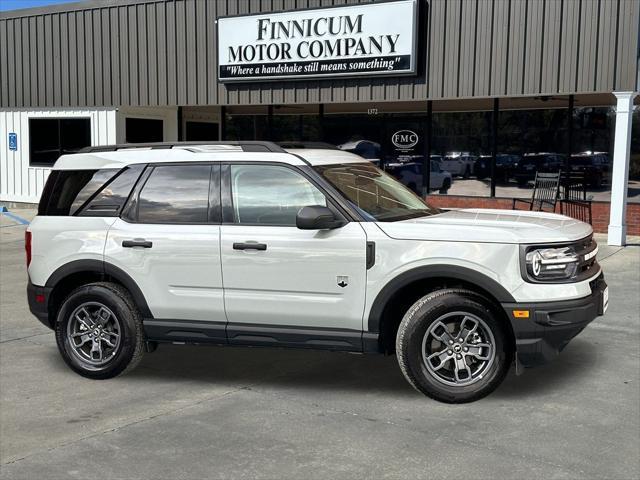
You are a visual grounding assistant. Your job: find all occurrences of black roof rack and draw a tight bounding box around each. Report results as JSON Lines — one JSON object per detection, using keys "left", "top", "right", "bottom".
{"left": 277, "top": 141, "right": 340, "bottom": 150}
{"left": 79, "top": 141, "right": 286, "bottom": 153}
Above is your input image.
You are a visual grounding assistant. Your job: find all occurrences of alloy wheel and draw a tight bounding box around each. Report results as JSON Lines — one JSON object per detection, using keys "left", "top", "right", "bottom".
{"left": 421, "top": 311, "right": 496, "bottom": 387}
{"left": 66, "top": 302, "right": 122, "bottom": 366}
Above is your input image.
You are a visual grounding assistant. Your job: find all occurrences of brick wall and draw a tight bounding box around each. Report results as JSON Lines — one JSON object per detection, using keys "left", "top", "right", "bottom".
{"left": 425, "top": 195, "right": 640, "bottom": 236}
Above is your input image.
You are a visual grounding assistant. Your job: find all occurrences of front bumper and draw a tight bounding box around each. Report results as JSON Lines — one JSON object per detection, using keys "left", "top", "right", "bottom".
{"left": 502, "top": 274, "right": 607, "bottom": 367}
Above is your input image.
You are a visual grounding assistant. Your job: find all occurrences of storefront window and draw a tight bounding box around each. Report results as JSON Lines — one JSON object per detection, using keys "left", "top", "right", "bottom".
{"left": 221, "top": 100, "right": 621, "bottom": 206}
{"left": 431, "top": 111, "right": 492, "bottom": 197}
{"left": 323, "top": 112, "right": 434, "bottom": 195}
{"left": 495, "top": 108, "right": 568, "bottom": 200}
{"left": 571, "top": 107, "right": 615, "bottom": 202}
{"left": 224, "top": 106, "right": 269, "bottom": 141}
{"left": 495, "top": 105, "right": 615, "bottom": 203}
{"left": 272, "top": 114, "right": 321, "bottom": 142}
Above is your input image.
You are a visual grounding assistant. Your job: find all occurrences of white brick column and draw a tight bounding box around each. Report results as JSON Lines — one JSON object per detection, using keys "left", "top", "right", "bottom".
{"left": 608, "top": 92, "right": 637, "bottom": 246}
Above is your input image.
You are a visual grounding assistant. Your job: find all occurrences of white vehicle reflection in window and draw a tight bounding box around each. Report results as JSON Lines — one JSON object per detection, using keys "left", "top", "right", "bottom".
{"left": 384, "top": 157, "right": 453, "bottom": 194}
{"left": 441, "top": 152, "right": 478, "bottom": 178}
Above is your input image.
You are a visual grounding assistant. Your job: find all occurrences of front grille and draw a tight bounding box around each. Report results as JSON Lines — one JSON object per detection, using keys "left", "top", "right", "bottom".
{"left": 574, "top": 236, "right": 599, "bottom": 279}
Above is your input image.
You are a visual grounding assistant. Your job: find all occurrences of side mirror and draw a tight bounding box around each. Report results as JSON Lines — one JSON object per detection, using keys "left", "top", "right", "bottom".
{"left": 296, "top": 205, "right": 345, "bottom": 230}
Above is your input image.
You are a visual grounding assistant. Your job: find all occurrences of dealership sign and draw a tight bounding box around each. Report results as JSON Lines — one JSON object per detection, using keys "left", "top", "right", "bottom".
{"left": 217, "top": 0, "right": 418, "bottom": 82}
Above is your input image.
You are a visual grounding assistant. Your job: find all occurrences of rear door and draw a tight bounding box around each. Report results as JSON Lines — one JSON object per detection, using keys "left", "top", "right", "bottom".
{"left": 105, "top": 163, "right": 226, "bottom": 341}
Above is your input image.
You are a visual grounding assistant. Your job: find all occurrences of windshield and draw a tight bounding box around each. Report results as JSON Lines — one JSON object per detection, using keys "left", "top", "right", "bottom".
{"left": 313, "top": 163, "right": 440, "bottom": 222}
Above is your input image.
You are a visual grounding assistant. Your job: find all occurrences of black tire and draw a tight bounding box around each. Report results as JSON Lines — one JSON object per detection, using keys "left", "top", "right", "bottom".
{"left": 55, "top": 282, "right": 145, "bottom": 379}
{"left": 438, "top": 179, "right": 451, "bottom": 194}
{"left": 396, "top": 289, "right": 512, "bottom": 403}
{"left": 463, "top": 165, "right": 471, "bottom": 179}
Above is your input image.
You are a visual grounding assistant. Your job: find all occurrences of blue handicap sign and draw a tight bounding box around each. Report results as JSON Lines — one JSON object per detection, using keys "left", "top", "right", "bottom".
{"left": 8, "top": 133, "right": 17, "bottom": 151}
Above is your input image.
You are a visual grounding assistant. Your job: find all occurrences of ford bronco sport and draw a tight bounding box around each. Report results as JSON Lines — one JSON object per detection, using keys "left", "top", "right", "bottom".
{"left": 26, "top": 141, "right": 608, "bottom": 403}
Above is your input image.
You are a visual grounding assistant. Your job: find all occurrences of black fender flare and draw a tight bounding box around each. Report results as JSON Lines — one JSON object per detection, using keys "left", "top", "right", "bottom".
{"left": 367, "top": 265, "right": 516, "bottom": 333}
{"left": 45, "top": 259, "right": 153, "bottom": 318}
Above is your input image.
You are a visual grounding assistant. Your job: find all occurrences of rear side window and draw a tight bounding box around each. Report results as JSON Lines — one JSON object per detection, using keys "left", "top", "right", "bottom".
{"left": 38, "top": 166, "right": 144, "bottom": 216}
{"left": 136, "top": 165, "right": 212, "bottom": 224}
{"left": 79, "top": 165, "right": 145, "bottom": 216}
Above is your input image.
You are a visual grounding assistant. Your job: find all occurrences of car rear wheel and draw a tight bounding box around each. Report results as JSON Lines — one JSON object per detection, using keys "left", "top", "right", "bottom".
{"left": 396, "top": 289, "right": 512, "bottom": 403}
{"left": 439, "top": 179, "right": 451, "bottom": 194}
{"left": 55, "top": 282, "right": 144, "bottom": 379}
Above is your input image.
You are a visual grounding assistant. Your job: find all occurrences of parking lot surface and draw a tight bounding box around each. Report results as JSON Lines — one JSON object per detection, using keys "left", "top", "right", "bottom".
{"left": 1, "top": 208, "right": 639, "bottom": 479}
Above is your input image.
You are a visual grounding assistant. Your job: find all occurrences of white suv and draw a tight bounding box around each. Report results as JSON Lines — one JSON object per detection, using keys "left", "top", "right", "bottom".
{"left": 26, "top": 141, "right": 608, "bottom": 403}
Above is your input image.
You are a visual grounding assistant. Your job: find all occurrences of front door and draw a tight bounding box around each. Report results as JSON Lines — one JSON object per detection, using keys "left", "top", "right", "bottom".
{"left": 220, "top": 163, "right": 368, "bottom": 349}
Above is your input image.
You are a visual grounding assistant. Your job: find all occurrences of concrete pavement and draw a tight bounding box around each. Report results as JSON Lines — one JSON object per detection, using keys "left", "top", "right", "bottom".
{"left": 1, "top": 208, "right": 639, "bottom": 479}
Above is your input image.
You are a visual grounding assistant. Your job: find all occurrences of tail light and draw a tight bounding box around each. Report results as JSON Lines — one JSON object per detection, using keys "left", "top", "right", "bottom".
{"left": 25, "top": 231, "right": 32, "bottom": 267}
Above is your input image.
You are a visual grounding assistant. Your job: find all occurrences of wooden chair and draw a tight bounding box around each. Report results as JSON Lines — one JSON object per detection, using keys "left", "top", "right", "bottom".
{"left": 559, "top": 172, "right": 593, "bottom": 224}
{"left": 512, "top": 171, "right": 561, "bottom": 212}
{"left": 560, "top": 199, "right": 593, "bottom": 224}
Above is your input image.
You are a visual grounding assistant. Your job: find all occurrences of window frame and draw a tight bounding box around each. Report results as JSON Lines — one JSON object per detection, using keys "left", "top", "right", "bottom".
{"left": 121, "top": 162, "right": 221, "bottom": 225}
{"left": 28, "top": 117, "right": 92, "bottom": 167}
{"left": 220, "top": 161, "right": 351, "bottom": 227}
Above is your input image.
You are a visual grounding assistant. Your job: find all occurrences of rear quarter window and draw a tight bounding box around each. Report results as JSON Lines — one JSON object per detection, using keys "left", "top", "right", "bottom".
{"left": 38, "top": 165, "right": 144, "bottom": 216}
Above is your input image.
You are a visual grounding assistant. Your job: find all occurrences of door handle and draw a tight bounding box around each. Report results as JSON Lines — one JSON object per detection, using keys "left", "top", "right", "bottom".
{"left": 233, "top": 242, "right": 267, "bottom": 251}
{"left": 122, "top": 239, "right": 153, "bottom": 248}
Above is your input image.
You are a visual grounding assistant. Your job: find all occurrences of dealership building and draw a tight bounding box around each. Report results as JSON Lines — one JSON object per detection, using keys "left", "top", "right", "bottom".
{"left": 0, "top": 0, "right": 639, "bottom": 244}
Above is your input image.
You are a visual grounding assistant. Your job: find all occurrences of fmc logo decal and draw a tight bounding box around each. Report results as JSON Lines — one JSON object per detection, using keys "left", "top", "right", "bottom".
{"left": 391, "top": 130, "right": 418, "bottom": 150}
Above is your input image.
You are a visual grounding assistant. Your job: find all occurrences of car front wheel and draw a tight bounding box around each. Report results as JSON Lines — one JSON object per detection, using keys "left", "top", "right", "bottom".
{"left": 55, "top": 282, "right": 145, "bottom": 379}
{"left": 396, "top": 289, "right": 512, "bottom": 403}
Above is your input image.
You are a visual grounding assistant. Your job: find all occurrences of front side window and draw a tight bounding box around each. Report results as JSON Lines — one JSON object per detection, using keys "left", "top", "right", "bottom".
{"left": 29, "top": 118, "right": 91, "bottom": 166}
{"left": 314, "top": 162, "right": 440, "bottom": 222}
{"left": 230, "top": 165, "right": 326, "bottom": 226}
{"left": 137, "top": 165, "right": 212, "bottom": 224}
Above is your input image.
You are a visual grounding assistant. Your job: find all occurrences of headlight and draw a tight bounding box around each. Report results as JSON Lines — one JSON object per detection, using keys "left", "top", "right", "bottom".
{"left": 525, "top": 246, "right": 580, "bottom": 281}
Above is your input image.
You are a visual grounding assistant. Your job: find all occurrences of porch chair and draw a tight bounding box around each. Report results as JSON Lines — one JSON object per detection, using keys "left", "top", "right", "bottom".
{"left": 512, "top": 171, "right": 561, "bottom": 212}
{"left": 559, "top": 172, "right": 593, "bottom": 224}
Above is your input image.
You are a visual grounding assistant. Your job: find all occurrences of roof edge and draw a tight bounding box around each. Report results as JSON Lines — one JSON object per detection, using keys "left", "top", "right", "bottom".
{"left": 0, "top": 0, "right": 162, "bottom": 20}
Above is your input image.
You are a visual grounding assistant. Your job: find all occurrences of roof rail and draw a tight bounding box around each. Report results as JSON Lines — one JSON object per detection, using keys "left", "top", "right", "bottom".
{"left": 278, "top": 141, "right": 339, "bottom": 150}
{"left": 79, "top": 141, "right": 286, "bottom": 153}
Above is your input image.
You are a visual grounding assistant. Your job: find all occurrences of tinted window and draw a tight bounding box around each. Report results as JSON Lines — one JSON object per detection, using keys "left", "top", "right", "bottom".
{"left": 137, "top": 165, "right": 211, "bottom": 224}
{"left": 39, "top": 169, "right": 117, "bottom": 216}
{"left": 79, "top": 165, "right": 145, "bottom": 216}
{"left": 29, "top": 118, "right": 91, "bottom": 166}
{"left": 126, "top": 118, "right": 163, "bottom": 143}
{"left": 230, "top": 165, "right": 326, "bottom": 226}
{"left": 186, "top": 121, "right": 219, "bottom": 141}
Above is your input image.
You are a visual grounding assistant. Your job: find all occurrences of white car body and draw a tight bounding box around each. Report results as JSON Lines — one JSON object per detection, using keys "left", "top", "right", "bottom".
{"left": 26, "top": 142, "right": 606, "bottom": 394}
{"left": 29, "top": 147, "right": 598, "bottom": 327}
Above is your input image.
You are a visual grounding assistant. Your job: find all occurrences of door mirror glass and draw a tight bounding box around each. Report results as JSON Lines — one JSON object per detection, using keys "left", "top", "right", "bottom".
{"left": 296, "top": 206, "right": 344, "bottom": 230}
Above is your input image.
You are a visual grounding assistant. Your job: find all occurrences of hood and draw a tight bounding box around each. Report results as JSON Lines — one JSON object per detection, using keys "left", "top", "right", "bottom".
{"left": 376, "top": 208, "right": 593, "bottom": 244}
